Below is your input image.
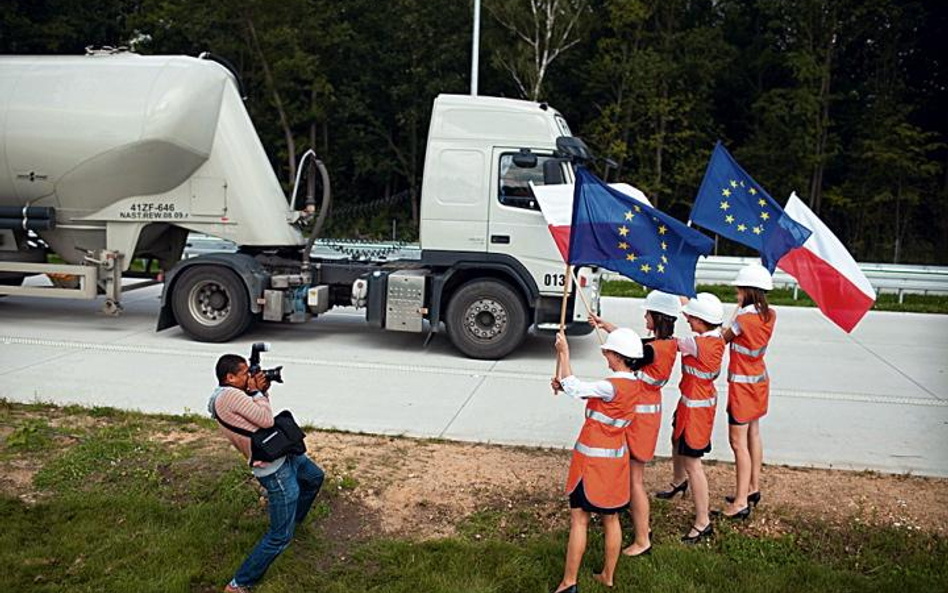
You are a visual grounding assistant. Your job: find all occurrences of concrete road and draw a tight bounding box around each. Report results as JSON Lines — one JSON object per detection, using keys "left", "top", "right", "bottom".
{"left": 1, "top": 287, "right": 946, "bottom": 476}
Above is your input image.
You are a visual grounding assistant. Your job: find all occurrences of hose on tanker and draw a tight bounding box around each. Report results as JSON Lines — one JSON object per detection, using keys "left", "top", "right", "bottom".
{"left": 291, "top": 149, "right": 331, "bottom": 270}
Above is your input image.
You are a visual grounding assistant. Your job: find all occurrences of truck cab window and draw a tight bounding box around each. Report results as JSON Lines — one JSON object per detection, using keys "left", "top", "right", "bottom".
{"left": 498, "top": 153, "right": 563, "bottom": 211}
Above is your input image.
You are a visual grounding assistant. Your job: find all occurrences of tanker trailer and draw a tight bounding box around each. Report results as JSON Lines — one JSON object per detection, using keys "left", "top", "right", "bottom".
{"left": 0, "top": 51, "right": 304, "bottom": 325}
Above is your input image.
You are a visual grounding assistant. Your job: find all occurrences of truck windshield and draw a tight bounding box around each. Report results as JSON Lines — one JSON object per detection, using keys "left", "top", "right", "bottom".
{"left": 498, "top": 152, "right": 565, "bottom": 211}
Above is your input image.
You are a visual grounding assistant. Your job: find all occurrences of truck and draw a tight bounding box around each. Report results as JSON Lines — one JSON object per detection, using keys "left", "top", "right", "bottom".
{"left": 0, "top": 51, "right": 601, "bottom": 359}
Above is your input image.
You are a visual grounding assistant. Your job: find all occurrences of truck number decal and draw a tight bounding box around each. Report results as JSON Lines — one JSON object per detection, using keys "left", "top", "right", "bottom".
{"left": 543, "top": 273, "right": 567, "bottom": 287}
{"left": 118, "top": 202, "right": 189, "bottom": 220}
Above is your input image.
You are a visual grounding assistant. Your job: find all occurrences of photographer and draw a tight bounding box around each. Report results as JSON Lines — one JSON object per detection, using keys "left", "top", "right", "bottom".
{"left": 209, "top": 354, "right": 324, "bottom": 593}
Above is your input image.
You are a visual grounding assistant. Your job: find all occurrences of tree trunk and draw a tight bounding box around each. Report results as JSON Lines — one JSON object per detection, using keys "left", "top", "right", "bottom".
{"left": 246, "top": 16, "right": 296, "bottom": 183}
{"left": 808, "top": 5, "right": 836, "bottom": 214}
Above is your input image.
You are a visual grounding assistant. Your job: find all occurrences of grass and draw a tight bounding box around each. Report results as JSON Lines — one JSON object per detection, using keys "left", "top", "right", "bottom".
{"left": 1, "top": 400, "right": 945, "bottom": 592}
{"left": 600, "top": 279, "right": 948, "bottom": 314}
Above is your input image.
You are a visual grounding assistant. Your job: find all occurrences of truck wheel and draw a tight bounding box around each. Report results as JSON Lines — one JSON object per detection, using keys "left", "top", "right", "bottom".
{"left": 446, "top": 279, "right": 528, "bottom": 359}
{"left": 172, "top": 265, "right": 254, "bottom": 342}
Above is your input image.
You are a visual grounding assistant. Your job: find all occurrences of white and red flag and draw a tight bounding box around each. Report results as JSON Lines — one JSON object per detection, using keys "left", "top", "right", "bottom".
{"left": 778, "top": 193, "right": 876, "bottom": 332}
{"left": 532, "top": 182, "right": 651, "bottom": 261}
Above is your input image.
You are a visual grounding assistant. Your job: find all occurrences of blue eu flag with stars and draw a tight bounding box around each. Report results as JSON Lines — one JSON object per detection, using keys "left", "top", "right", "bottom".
{"left": 690, "top": 142, "right": 812, "bottom": 272}
{"left": 568, "top": 167, "right": 713, "bottom": 298}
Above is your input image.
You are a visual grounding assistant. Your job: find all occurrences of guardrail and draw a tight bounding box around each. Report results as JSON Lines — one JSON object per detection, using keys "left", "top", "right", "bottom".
{"left": 605, "top": 255, "right": 948, "bottom": 302}
{"left": 182, "top": 235, "right": 948, "bottom": 302}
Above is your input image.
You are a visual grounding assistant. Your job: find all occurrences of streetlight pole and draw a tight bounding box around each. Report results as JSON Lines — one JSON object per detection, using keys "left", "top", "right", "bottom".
{"left": 471, "top": 0, "right": 480, "bottom": 95}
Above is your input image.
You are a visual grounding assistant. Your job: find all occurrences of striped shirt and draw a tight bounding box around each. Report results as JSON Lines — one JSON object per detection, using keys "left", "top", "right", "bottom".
{"left": 209, "top": 386, "right": 285, "bottom": 477}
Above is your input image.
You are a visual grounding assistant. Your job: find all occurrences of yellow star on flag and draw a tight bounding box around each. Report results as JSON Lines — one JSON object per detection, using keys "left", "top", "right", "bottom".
{"left": 661, "top": 241, "right": 668, "bottom": 250}
{"left": 618, "top": 225, "right": 629, "bottom": 237}
{"left": 720, "top": 200, "right": 730, "bottom": 210}
{"left": 624, "top": 210, "right": 635, "bottom": 221}
{"left": 725, "top": 214, "right": 735, "bottom": 224}
{"left": 640, "top": 263, "right": 651, "bottom": 273}
{"left": 618, "top": 241, "right": 629, "bottom": 250}
{"left": 737, "top": 223, "right": 747, "bottom": 232}
{"left": 658, "top": 225, "right": 668, "bottom": 235}
{"left": 661, "top": 255, "right": 668, "bottom": 263}
{"left": 722, "top": 188, "right": 732, "bottom": 197}
{"left": 752, "top": 226, "right": 762, "bottom": 235}
{"left": 730, "top": 180, "right": 738, "bottom": 188}
{"left": 633, "top": 204, "right": 641, "bottom": 212}
{"left": 760, "top": 212, "right": 770, "bottom": 221}
{"left": 739, "top": 180, "right": 745, "bottom": 187}
{"left": 657, "top": 263, "right": 665, "bottom": 273}
{"left": 749, "top": 188, "right": 757, "bottom": 195}
{"left": 758, "top": 198, "right": 766, "bottom": 207}
{"left": 626, "top": 253, "right": 637, "bottom": 262}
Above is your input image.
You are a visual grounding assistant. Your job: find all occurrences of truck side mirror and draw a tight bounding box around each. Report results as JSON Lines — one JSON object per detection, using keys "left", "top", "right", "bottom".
{"left": 555, "top": 136, "right": 592, "bottom": 163}
{"left": 543, "top": 159, "right": 565, "bottom": 185}
{"left": 512, "top": 149, "right": 538, "bottom": 169}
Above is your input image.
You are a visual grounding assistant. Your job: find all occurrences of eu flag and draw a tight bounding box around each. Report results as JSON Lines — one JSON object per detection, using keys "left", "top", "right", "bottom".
{"left": 568, "top": 167, "right": 713, "bottom": 298}
{"left": 690, "top": 142, "right": 812, "bottom": 272}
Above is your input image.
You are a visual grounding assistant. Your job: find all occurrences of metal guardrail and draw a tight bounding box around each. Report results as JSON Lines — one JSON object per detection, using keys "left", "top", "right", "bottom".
{"left": 605, "top": 255, "right": 948, "bottom": 302}
{"left": 183, "top": 235, "right": 948, "bottom": 302}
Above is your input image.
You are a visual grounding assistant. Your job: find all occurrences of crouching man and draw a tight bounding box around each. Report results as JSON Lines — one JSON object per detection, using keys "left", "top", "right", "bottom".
{"left": 209, "top": 354, "right": 324, "bottom": 593}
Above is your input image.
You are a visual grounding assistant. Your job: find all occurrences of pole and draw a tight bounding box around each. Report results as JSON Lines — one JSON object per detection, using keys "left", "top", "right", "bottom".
{"left": 471, "top": 0, "right": 480, "bottom": 96}
{"left": 553, "top": 262, "right": 573, "bottom": 393}
{"left": 569, "top": 268, "right": 604, "bottom": 345}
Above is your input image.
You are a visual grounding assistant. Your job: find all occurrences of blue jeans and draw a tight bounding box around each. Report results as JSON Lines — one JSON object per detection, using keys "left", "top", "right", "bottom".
{"left": 233, "top": 454, "right": 324, "bottom": 587}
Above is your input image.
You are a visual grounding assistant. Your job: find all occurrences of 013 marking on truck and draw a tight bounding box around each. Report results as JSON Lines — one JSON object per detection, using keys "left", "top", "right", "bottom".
{"left": 118, "top": 202, "right": 189, "bottom": 220}
{"left": 543, "top": 273, "right": 566, "bottom": 287}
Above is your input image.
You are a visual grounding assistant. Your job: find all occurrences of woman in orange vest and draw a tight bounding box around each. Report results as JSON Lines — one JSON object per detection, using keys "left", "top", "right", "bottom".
{"left": 717, "top": 264, "right": 776, "bottom": 519}
{"left": 655, "top": 292, "right": 725, "bottom": 544}
{"left": 589, "top": 289, "right": 680, "bottom": 558}
{"left": 550, "top": 328, "right": 652, "bottom": 593}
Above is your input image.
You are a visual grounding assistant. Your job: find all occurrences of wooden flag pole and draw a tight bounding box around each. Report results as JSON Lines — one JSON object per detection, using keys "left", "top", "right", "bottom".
{"left": 569, "top": 268, "right": 605, "bottom": 345}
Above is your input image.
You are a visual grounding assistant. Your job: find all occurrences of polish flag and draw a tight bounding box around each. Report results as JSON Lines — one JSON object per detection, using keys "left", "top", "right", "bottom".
{"left": 532, "top": 182, "right": 651, "bottom": 261}
{"left": 777, "top": 193, "right": 876, "bottom": 332}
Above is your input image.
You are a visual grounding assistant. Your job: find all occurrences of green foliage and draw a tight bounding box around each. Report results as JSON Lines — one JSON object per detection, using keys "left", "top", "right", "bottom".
{"left": 5, "top": 419, "right": 54, "bottom": 452}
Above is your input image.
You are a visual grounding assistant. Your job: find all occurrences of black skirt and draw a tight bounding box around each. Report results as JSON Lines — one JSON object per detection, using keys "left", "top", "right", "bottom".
{"left": 568, "top": 480, "right": 628, "bottom": 515}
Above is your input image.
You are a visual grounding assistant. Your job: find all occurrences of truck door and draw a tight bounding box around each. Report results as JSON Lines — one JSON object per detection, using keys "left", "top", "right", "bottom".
{"left": 487, "top": 148, "right": 569, "bottom": 297}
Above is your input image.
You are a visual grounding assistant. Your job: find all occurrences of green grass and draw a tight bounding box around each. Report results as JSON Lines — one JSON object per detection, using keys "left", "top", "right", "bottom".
{"left": 600, "top": 280, "right": 948, "bottom": 314}
{"left": 1, "top": 401, "right": 945, "bottom": 592}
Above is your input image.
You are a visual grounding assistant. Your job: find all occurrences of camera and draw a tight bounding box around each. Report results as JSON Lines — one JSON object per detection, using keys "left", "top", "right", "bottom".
{"left": 249, "top": 342, "right": 284, "bottom": 384}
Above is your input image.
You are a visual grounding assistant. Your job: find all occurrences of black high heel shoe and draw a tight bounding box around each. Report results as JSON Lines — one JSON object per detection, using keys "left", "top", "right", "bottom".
{"left": 725, "top": 491, "right": 761, "bottom": 507}
{"left": 655, "top": 480, "right": 688, "bottom": 499}
{"left": 681, "top": 523, "right": 713, "bottom": 544}
{"left": 711, "top": 506, "right": 751, "bottom": 520}
{"left": 551, "top": 585, "right": 578, "bottom": 593}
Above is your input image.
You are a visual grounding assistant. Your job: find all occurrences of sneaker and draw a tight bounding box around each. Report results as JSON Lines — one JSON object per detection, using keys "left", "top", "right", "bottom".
{"left": 224, "top": 583, "right": 251, "bottom": 593}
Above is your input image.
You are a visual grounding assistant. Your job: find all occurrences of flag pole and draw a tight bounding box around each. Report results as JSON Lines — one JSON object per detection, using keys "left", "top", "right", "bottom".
{"left": 553, "top": 263, "right": 573, "bottom": 394}
{"left": 569, "top": 267, "right": 604, "bottom": 345}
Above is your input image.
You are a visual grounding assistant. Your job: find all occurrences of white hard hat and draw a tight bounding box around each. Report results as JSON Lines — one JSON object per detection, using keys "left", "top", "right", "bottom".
{"left": 641, "top": 290, "right": 682, "bottom": 318}
{"left": 732, "top": 264, "right": 774, "bottom": 291}
{"left": 600, "top": 327, "right": 644, "bottom": 359}
{"left": 682, "top": 292, "right": 724, "bottom": 325}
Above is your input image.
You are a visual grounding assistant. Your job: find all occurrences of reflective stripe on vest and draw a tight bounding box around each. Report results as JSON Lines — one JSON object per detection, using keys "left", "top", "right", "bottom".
{"left": 731, "top": 343, "right": 768, "bottom": 358}
{"left": 634, "top": 403, "right": 661, "bottom": 414}
{"left": 682, "top": 365, "right": 719, "bottom": 380}
{"left": 574, "top": 441, "right": 628, "bottom": 458}
{"left": 681, "top": 395, "right": 717, "bottom": 408}
{"left": 636, "top": 371, "right": 668, "bottom": 387}
{"left": 728, "top": 371, "right": 769, "bottom": 384}
{"left": 585, "top": 408, "right": 631, "bottom": 428}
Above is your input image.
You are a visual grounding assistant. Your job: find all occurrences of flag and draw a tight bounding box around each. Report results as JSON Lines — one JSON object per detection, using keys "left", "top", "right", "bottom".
{"left": 690, "top": 142, "right": 812, "bottom": 272}
{"left": 532, "top": 181, "right": 652, "bottom": 261}
{"left": 778, "top": 193, "right": 876, "bottom": 332}
{"left": 568, "top": 167, "right": 713, "bottom": 298}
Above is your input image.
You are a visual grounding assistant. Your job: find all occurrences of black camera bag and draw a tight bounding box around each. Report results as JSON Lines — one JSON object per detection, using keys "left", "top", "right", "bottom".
{"left": 214, "top": 410, "right": 307, "bottom": 463}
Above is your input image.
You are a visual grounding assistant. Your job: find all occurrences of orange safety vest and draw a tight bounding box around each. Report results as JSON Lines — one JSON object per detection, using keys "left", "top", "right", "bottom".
{"left": 727, "top": 308, "right": 777, "bottom": 423}
{"left": 565, "top": 377, "right": 636, "bottom": 509}
{"left": 628, "top": 339, "right": 677, "bottom": 462}
{"left": 673, "top": 334, "right": 725, "bottom": 450}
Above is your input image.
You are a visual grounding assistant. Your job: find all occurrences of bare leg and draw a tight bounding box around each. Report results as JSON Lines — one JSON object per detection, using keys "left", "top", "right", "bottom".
{"left": 683, "top": 456, "right": 710, "bottom": 531}
{"left": 671, "top": 447, "right": 687, "bottom": 485}
{"left": 622, "top": 461, "right": 651, "bottom": 556}
{"left": 594, "top": 514, "right": 621, "bottom": 587}
{"left": 748, "top": 420, "right": 763, "bottom": 494}
{"left": 557, "top": 508, "right": 590, "bottom": 591}
{"left": 727, "top": 424, "right": 751, "bottom": 512}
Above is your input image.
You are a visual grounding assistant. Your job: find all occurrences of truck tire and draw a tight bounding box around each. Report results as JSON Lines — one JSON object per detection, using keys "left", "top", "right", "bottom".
{"left": 171, "top": 265, "right": 254, "bottom": 342}
{"left": 445, "top": 279, "right": 528, "bottom": 359}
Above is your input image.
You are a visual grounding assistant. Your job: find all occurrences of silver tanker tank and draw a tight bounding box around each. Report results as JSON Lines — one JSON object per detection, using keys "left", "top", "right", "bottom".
{"left": 0, "top": 52, "right": 302, "bottom": 269}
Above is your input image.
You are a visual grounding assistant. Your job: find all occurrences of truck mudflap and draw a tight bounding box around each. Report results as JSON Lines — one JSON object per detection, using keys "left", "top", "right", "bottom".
{"left": 156, "top": 252, "right": 269, "bottom": 331}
